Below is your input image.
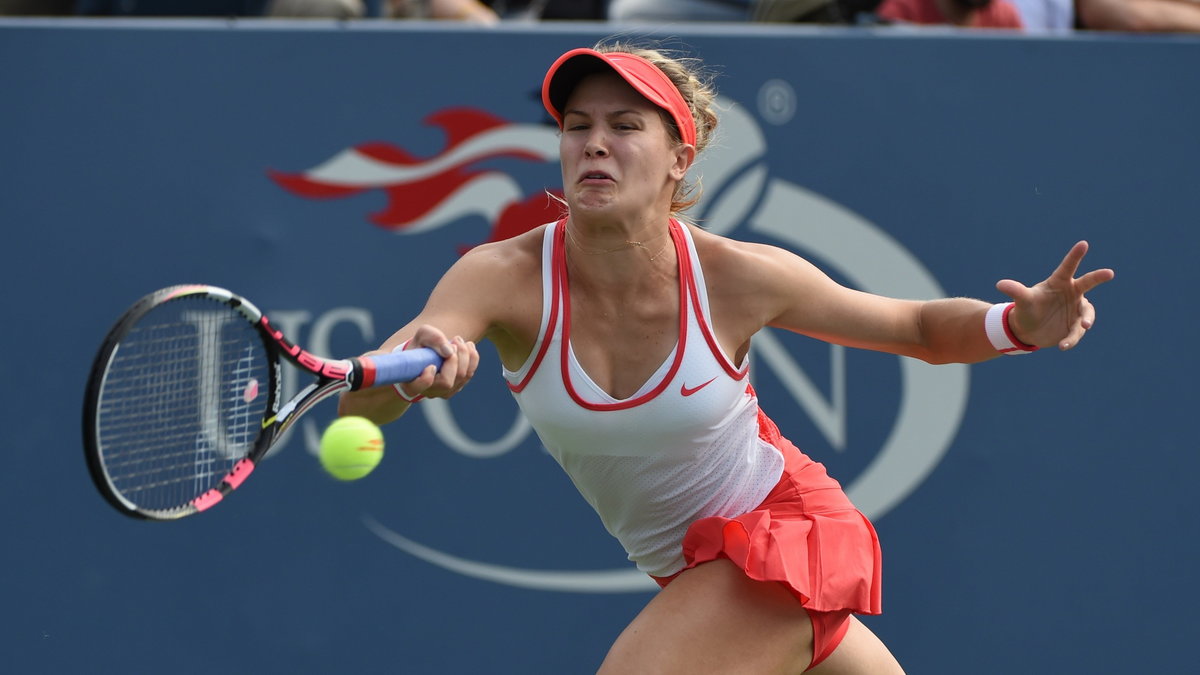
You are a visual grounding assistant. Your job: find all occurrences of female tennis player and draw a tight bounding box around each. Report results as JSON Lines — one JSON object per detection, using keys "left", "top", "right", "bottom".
{"left": 338, "top": 42, "right": 1114, "bottom": 674}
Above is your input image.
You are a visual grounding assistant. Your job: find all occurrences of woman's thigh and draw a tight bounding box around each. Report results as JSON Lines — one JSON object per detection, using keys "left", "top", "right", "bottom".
{"left": 597, "top": 559, "right": 816, "bottom": 675}
{"left": 808, "top": 616, "right": 905, "bottom": 675}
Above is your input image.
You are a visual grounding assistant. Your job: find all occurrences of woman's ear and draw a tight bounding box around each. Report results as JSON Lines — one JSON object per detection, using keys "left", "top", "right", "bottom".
{"left": 669, "top": 143, "right": 696, "bottom": 181}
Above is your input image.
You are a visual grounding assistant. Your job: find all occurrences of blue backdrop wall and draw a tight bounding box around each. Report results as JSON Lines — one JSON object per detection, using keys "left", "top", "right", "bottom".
{"left": 2, "top": 18, "right": 1196, "bottom": 674}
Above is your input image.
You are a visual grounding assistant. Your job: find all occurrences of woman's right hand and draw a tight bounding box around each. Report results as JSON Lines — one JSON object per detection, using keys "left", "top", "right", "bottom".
{"left": 394, "top": 324, "right": 480, "bottom": 402}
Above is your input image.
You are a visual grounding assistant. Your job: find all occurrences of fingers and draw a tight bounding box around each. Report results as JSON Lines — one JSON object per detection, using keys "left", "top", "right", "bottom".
{"left": 1052, "top": 243, "right": 1113, "bottom": 343}
{"left": 397, "top": 363, "right": 437, "bottom": 402}
{"left": 393, "top": 325, "right": 478, "bottom": 400}
{"left": 995, "top": 278, "right": 1030, "bottom": 303}
{"left": 1059, "top": 297, "right": 1099, "bottom": 351}
{"left": 1060, "top": 322, "right": 1085, "bottom": 351}
{"left": 995, "top": 242, "right": 1112, "bottom": 352}
{"left": 1075, "top": 267, "right": 1116, "bottom": 294}
{"left": 1051, "top": 240, "right": 1089, "bottom": 282}
{"left": 429, "top": 336, "right": 478, "bottom": 396}
{"left": 1079, "top": 296, "right": 1096, "bottom": 330}
{"left": 1053, "top": 240, "right": 1116, "bottom": 292}
{"left": 1002, "top": 241, "right": 1113, "bottom": 302}
{"left": 411, "top": 324, "right": 455, "bottom": 359}
{"left": 402, "top": 328, "right": 477, "bottom": 400}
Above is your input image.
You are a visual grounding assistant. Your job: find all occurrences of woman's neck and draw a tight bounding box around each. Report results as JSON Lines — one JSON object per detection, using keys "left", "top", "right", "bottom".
{"left": 563, "top": 216, "right": 679, "bottom": 288}
{"left": 565, "top": 220, "right": 670, "bottom": 258}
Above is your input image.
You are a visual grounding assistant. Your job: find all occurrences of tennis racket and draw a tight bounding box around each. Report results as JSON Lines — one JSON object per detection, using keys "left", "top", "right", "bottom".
{"left": 82, "top": 284, "right": 440, "bottom": 521}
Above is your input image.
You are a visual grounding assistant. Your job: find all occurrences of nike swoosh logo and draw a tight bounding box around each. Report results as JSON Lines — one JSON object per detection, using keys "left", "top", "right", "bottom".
{"left": 680, "top": 377, "right": 718, "bottom": 397}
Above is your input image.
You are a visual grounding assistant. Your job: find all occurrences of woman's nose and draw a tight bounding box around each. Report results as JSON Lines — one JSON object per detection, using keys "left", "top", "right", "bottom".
{"left": 584, "top": 131, "right": 608, "bottom": 157}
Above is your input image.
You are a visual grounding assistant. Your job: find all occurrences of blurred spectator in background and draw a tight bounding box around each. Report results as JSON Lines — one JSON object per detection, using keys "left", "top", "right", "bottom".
{"left": 1076, "top": 0, "right": 1200, "bottom": 31}
{"left": 266, "top": 0, "right": 607, "bottom": 21}
{"left": 384, "top": 0, "right": 498, "bottom": 21}
{"left": 266, "top": 0, "right": 498, "bottom": 20}
{"left": 0, "top": 0, "right": 73, "bottom": 13}
{"left": 756, "top": 0, "right": 887, "bottom": 22}
{"left": 66, "top": 0, "right": 582, "bottom": 20}
{"left": 608, "top": 0, "right": 755, "bottom": 21}
{"left": 75, "top": 0, "right": 268, "bottom": 14}
{"left": 478, "top": 0, "right": 608, "bottom": 20}
{"left": 1009, "top": 0, "right": 1073, "bottom": 31}
{"left": 608, "top": 0, "right": 885, "bottom": 24}
{"left": 16, "top": 0, "right": 1197, "bottom": 36}
{"left": 876, "top": 0, "right": 1023, "bottom": 27}
{"left": 537, "top": 0, "right": 607, "bottom": 20}
{"left": 266, "top": 0, "right": 364, "bottom": 17}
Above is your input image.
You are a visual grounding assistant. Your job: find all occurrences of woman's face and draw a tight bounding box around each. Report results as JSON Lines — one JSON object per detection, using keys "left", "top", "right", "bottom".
{"left": 559, "top": 72, "right": 691, "bottom": 222}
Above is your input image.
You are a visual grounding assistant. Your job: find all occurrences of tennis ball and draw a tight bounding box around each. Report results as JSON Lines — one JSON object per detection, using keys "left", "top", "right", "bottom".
{"left": 318, "top": 416, "right": 384, "bottom": 481}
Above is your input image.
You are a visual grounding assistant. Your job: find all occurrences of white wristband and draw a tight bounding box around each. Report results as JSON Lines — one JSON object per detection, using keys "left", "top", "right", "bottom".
{"left": 391, "top": 341, "right": 425, "bottom": 402}
{"left": 985, "top": 303, "right": 1039, "bottom": 355}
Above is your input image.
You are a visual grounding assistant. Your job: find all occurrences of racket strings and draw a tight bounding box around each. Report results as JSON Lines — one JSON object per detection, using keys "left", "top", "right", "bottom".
{"left": 95, "top": 298, "right": 270, "bottom": 511}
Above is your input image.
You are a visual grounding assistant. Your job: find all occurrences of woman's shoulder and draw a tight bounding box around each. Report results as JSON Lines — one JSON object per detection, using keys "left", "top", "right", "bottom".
{"left": 686, "top": 222, "right": 797, "bottom": 282}
{"left": 456, "top": 223, "right": 551, "bottom": 277}
{"left": 430, "top": 223, "right": 549, "bottom": 349}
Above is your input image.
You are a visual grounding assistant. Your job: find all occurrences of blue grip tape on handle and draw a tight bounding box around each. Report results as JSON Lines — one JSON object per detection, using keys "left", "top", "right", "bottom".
{"left": 368, "top": 348, "right": 444, "bottom": 385}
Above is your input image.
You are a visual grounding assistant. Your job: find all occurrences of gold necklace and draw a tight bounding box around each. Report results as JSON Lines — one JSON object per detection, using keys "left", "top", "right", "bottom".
{"left": 565, "top": 225, "right": 671, "bottom": 260}
{"left": 645, "top": 238, "right": 672, "bottom": 262}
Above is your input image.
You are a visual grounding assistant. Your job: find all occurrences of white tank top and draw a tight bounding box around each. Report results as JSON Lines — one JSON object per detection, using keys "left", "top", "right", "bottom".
{"left": 503, "top": 219, "right": 785, "bottom": 577}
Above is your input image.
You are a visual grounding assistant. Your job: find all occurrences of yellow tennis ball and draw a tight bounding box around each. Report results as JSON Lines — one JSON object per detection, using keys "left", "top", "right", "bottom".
{"left": 318, "top": 416, "right": 384, "bottom": 481}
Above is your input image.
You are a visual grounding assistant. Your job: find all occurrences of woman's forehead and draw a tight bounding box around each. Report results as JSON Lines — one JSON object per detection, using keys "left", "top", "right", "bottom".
{"left": 563, "top": 72, "right": 659, "bottom": 114}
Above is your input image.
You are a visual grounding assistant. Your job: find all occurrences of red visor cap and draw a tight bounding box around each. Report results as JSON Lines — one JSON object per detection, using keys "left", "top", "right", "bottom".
{"left": 541, "top": 48, "right": 697, "bottom": 149}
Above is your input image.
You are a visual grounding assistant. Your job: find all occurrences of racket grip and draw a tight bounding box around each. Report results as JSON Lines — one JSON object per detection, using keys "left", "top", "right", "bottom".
{"left": 361, "top": 347, "right": 444, "bottom": 387}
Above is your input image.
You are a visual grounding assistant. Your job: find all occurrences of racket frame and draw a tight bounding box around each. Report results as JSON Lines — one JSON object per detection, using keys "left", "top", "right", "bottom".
{"left": 83, "top": 284, "right": 437, "bottom": 521}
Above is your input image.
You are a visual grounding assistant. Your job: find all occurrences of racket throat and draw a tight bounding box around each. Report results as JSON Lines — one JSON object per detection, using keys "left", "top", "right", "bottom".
{"left": 192, "top": 458, "right": 256, "bottom": 513}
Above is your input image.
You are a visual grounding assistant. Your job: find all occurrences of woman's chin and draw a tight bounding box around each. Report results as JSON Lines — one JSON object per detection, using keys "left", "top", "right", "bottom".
{"left": 570, "top": 196, "right": 617, "bottom": 215}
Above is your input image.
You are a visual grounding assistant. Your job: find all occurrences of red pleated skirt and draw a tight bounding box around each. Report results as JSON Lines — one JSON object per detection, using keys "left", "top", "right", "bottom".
{"left": 655, "top": 408, "right": 883, "bottom": 617}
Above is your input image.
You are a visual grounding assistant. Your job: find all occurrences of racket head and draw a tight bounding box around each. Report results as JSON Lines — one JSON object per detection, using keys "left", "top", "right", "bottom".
{"left": 82, "top": 285, "right": 279, "bottom": 520}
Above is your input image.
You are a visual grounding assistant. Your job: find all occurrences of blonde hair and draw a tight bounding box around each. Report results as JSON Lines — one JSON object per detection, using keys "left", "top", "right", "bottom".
{"left": 591, "top": 40, "right": 720, "bottom": 216}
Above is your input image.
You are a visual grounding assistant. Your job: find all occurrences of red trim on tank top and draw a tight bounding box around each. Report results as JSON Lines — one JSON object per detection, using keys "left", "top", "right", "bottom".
{"left": 559, "top": 219, "right": 690, "bottom": 411}
{"left": 679, "top": 223, "right": 749, "bottom": 381}
{"left": 506, "top": 220, "right": 565, "bottom": 393}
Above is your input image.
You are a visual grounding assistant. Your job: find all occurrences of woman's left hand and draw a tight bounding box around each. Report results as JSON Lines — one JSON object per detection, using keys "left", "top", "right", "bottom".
{"left": 996, "top": 241, "right": 1116, "bottom": 351}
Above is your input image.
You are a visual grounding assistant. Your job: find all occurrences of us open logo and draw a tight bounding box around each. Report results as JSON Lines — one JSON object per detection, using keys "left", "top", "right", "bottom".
{"left": 272, "top": 94, "right": 969, "bottom": 594}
